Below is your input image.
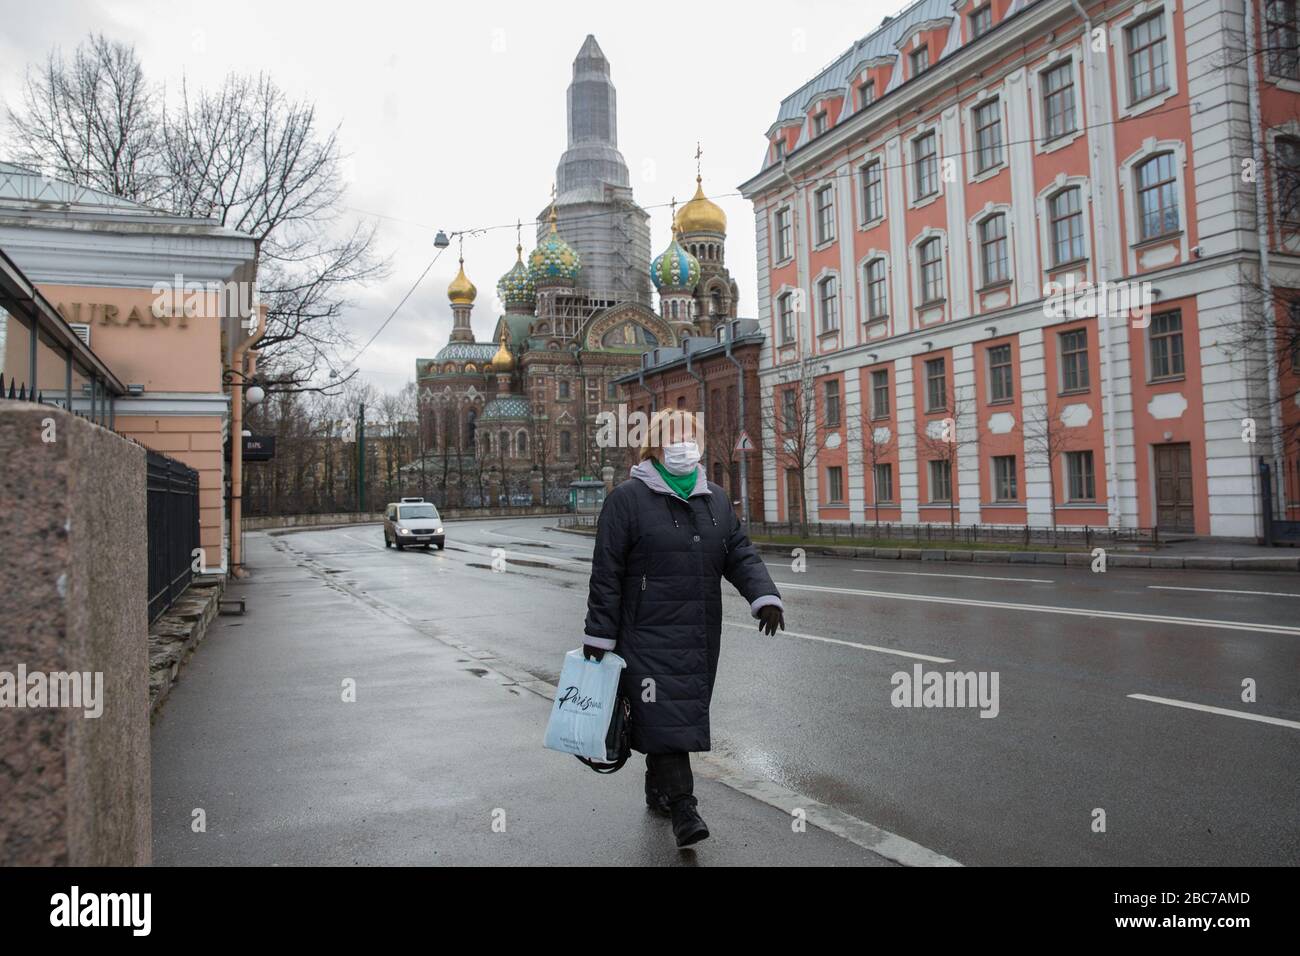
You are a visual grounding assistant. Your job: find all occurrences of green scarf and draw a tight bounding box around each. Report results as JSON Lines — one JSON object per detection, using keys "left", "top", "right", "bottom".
{"left": 651, "top": 457, "right": 698, "bottom": 500}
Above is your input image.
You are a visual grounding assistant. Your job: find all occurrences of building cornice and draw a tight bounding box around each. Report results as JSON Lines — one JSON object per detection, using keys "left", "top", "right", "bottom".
{"left": 739, "top": 0, "right": 1068, "bottom": 198}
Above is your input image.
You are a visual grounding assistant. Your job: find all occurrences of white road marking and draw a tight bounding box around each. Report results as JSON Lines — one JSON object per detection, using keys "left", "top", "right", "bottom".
{"left": 693, "top": 750, "right": 961, "bottom": 866}
{"left": 343, "top": 533, "right": 386, "bottom": 552}
{"left": 852, "top": 568, "right": 1055, "bottom": 584}
{"left": 1127, "top": 694, "right": 1300, "bottom": 730}
{"left": 774, "top": 581, "right": 1300, "bottom": 636}
{"left": 1148, "top": 585, "right": 1300, "bottom": 599}
{"left": 724, "top": 621, "right": 955, "bottom": 663}
{"left": 483, "top": 526, "right": 592, "bottom": 551}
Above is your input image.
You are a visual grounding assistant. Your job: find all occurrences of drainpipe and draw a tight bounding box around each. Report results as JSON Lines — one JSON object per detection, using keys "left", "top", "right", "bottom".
{"left": 637, "top": 367, "right": 657, "bottom": 413}
{"left": 724, "top": 320, "right": 752, "bottom": 525}
{"left": 229, "top": 294, "right": 266, "bottom": 579}
{"left": 1245, "top": 0, "right": 1285, "bottom": 520}
{"left": 1070, "top": 0, "right": 1122, "bottom": 529}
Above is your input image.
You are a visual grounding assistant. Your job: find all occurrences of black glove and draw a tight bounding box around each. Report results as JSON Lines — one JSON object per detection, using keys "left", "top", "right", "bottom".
{"left": 757, "top": 605, "right": 785, "bottom": 637}
{"left": 583, "top": 644, "right": 606, "bottom": 662}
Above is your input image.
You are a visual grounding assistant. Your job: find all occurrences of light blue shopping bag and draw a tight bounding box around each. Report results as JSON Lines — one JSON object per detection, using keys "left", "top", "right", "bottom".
{"left": 543, "top": 649, "right": 626, "bottom": 762}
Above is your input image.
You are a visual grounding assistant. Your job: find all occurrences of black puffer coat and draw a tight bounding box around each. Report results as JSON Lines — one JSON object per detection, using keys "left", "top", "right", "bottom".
{"left": 583, "top": 462, "right": 782, "bottom": 754}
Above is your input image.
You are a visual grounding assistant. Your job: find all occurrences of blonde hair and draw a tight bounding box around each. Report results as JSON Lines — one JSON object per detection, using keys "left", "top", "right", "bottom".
{"left": 639, "top": 408, "right": 706, "bottom": 462}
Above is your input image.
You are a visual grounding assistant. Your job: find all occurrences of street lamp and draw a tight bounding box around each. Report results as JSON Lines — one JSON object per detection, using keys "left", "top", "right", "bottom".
{"left": 434, "top": 231, "right": 451, "bottom": 249}
{"left": 245, "top": 384, "right": 265, "bottom": 406}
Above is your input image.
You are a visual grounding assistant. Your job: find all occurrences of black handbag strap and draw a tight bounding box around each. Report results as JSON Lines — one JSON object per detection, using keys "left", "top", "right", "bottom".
{"left": 576, "top": 693, "right": 631, "bottom": 773}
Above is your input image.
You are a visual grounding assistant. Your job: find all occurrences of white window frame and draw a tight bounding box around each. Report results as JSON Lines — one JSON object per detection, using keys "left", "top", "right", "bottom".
{"left": 1029, "top": 47, "right": 1085, "bottom": 155}
{"left": 772, "top": 203, "right": 794, "bottom": 264}
{"left": 857, "top": 154, "right": 886, "bottom": 228}
{"left": 966, "top": 201, "right": 1016, "bottom": 301}
{"left": 907, "top": 123, "right": 943, "bottom": 209}
{"left": 1111, "top": 2, "right": 1180, "bottom": 120}
{"left": 1057, "top": 325, "right": 1092, "bottom": 394}
{"left": 1117, "top": 138, "right": 1190, "bottom": 272}
{"left": 1264, "top": 0, "right": 1300, "bottom": 92}
{"left": 910, "top": 44, "right": 930, "bottom": 79}
{"left": 966, "top": 93, "right": 1007, "bottom": 181}
{"left": 859, "top": 251, "right": 891, "bottom": 324}
{"left": 812, "top": 181, "right": 837, "bottom": 248}
{"left": 1265, "top": 121, "right": 1300, "bottom": 252}
{"left": 909, "top": 228, "right": 948, "bottom": 315}
{"left": 1036, "top": 174, "right": 1094, "bottom": 279}
{"left": 813, "top": 269, "right": 841, "bottom": 336}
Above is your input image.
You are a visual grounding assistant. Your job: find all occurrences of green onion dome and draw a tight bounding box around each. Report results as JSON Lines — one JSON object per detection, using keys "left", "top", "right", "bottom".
{"left": 650, "top": 232, "right": 701, "bottom": 292}
{"left": 497, "top": 244, "right": 536, "bottom": 311}
{"left": 528, "top": 207, "right": 581, "bottom": 286}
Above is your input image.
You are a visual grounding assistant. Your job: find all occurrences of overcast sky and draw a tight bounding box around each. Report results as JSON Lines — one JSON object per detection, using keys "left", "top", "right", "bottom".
{"left": 0, "top": 0, "right": 896, "bottom": 393}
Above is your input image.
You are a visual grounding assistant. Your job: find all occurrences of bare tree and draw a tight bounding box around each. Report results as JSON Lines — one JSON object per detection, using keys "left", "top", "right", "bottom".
{"left": 914, "top": 385, "right": 981, "bottom": 533}
{"left": 6, "top": 34, "right": 164, "bottom": 203}
{"left": 761, "top": 358, "right": 842, "bottom": 538}
{"left": 5, "top": 39, "right": 387, "bottom": 391}
{"left": 1021, "top": 400, "right": 1083, "bottom": 531}
{"left": 860, "top": 410, "right": 896, "bottom": 535}
{"left": 159, "top": 73, "right": 386, "bottom": 388}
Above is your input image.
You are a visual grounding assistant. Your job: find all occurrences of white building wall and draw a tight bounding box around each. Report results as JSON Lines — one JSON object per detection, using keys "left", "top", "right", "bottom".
{"left": 895, "top": 359, "right": 919, "bottom": 522}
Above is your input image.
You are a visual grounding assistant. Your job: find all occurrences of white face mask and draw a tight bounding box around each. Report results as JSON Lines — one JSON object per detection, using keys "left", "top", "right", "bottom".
{"left": 661, "top": 441, "right": 701, "bottom": 476}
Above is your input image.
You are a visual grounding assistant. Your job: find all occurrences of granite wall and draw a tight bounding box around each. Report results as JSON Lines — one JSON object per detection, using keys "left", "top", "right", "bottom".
{"left": 0, "top": 403, "right": 150, "bottom": 865}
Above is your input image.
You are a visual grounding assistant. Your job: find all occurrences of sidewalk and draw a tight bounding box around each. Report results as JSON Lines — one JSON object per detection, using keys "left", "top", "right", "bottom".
{"left": 150, "top": 533, "right": 894, "bottom": 866}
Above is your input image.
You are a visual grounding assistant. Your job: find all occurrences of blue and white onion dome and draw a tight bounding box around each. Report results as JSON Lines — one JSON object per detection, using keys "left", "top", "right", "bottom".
{"left": 497, "top": 243, "right": 536, "bottom": 310}
{"left": 650, "top": 230, "right": 701, "bottom": 292}
{"left": 527, "top": 206, "right": 581, "bottom": 286}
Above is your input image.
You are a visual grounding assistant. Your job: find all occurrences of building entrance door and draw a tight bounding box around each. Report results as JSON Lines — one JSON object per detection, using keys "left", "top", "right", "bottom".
{"left": 785, "top": 468, "right": 802, "bottom": 525}
{"left": 1154, "top": 443, "right": 1194, "bottom": 533}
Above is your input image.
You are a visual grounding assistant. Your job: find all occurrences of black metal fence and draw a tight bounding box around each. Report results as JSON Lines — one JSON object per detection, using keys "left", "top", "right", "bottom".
{"left": 147, "top": 450, "right": 201, "bottom": 623}
{"left": 748, "top": 520, "right": 1159, "bottom": 549}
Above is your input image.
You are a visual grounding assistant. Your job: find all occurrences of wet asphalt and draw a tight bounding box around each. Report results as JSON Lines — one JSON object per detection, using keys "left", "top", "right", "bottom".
{"left": 155, "top": 516, "right": 1300, "bottom": 866}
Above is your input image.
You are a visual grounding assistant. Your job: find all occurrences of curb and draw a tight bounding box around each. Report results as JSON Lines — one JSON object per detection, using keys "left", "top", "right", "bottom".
{"left": 148, "top": 575, "right": 226, "bottom": 719}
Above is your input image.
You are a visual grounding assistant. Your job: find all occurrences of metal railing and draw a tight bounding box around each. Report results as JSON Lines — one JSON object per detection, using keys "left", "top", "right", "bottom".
{"left": 747, "top": 520, "right": 1159, "bottom": 549}
{"left": 147, "top": 450, "right": 201, "bottom": 622}
{"left": 557, "top": 513, "right": 599, "bottom": 529}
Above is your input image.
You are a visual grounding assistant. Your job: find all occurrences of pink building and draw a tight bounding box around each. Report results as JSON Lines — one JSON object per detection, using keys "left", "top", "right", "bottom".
{"left": 740, "top": 0, "right": 1300, "bottom": 538}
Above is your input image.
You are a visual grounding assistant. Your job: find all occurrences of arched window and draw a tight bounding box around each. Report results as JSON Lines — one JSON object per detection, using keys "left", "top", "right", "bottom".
{"left": 500, "top": 430, "right": 510, "bottom": 456}
{"left": 465, "top": 409, "right": 477, "bottom": 448}
{"left": 817, "top": 275, "right": 839, "bottom": 332}
{"left": 979, "top": 214, "right": 1009, "bottom": 285}
{"left": 443, "top": 409, "right": 457, "bottom": 450}
{"left": 1279, "top": 136, "right": 1300, "bottom": 227}
{"left": 1048, "top": 188, "right": 1085, "bottom": 265}
{"left": 919, "top": 238, "right": 944, "bottom": 303}
{"left": 1135, "top": 153, "right": 1179, "bottom": 240}
{"left": 711, "top": 288, "right": 723, "bottom": 317}
{"left": 864, "top": 258, "right": 888, "bottom": 319}
{"left": 517, "top": 430, "right": 528, "bottom": 455}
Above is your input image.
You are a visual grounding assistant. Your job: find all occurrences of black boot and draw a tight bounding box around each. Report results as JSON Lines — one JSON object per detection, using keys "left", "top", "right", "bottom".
{"left": 670, "top": 797, "right": 709, "bottom": 848}
{"left": 644, "top": 771, "right": 671, "bottom": 816}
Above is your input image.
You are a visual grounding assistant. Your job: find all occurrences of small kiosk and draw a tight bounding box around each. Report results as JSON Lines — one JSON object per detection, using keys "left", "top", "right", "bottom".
{"left": 568, "top": 478, "right": 607, "bottom": 515}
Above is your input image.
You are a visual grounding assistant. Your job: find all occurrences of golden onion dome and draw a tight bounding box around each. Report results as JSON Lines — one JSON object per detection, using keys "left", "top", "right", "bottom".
{"left": 490, "top": 331, "right": 515, "bottom": 372}
{"left": 674, "top": 176, "right": 727, "bottom": 235}
{"left": 447, "top": 258, "right": 477, "bottom": 305}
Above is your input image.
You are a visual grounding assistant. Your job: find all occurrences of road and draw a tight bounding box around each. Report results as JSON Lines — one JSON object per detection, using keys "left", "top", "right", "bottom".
{"left": 262, "top": 516, "right": 1300, "bottom": 866}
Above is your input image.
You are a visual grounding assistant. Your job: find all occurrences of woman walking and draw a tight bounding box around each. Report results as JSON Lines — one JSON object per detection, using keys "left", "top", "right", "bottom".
{"left": 582, "top": 410, "right": 785, "bottom": 848}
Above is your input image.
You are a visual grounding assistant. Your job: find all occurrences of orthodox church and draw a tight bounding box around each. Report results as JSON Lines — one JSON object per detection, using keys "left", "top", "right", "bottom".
{"left": 413, "top": 35, "right": 738, "bottom": 506}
